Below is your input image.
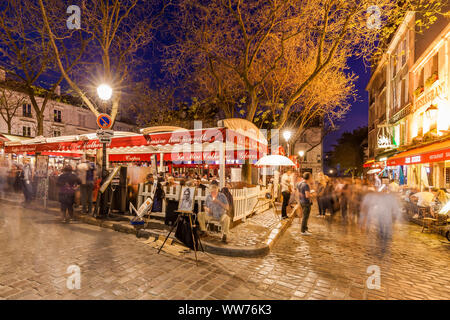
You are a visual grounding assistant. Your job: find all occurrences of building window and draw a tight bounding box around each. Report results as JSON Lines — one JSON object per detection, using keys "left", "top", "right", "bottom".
{"left": 78, "top": 114, "right": 85, "bottom": 127}
{"left": 401, "top": 78, "right": 406, "bottom": 106}
{"left": 54, "top": 110, "right": 62, "bottom": 122}
{"left": 401, "top": 39, "right": 407, "bottom": 66}
{"left": 22, "top": 104, "right": 32, "bottom": 117}
{"left": 22, "top": 126, "right": 31, "bottom": 137}
{"left": 53, "top": 130, "right": 61, "bottom": 137}
{"left": 419, "top": 68, "right": 424, "bottom": 88}
{"left": 431, "top": 53, "right": 438, "bottom": 75}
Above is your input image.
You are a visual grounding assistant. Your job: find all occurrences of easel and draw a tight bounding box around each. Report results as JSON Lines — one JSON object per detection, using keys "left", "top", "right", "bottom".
{"left": 251, "top": 196, "right": 280, "bottom": 221}
{"left": 158, "top": 211, "right": 204, "bottom": 266}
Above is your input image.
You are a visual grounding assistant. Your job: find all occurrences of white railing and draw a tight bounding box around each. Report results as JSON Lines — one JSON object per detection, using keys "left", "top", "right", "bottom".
{"left": 137, "top": 183, "right": 271, "bottom": 222}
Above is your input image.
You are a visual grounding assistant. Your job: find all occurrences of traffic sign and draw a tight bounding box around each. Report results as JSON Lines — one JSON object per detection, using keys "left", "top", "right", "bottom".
{"left": 99, "top": 137, "right": 112, "bottom": 144}
{"left": 97, "top": 113, "right": 112, "bottom": 129}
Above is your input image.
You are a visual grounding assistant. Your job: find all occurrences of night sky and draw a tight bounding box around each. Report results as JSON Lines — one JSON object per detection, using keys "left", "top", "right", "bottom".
{"left": 323, "top": 57, "right": 371, "bottom": 153}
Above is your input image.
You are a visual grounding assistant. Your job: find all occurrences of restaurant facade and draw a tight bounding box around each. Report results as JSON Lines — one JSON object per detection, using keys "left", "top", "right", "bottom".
{"left": 366, "top": 11, "right": 450, "bottom": 190}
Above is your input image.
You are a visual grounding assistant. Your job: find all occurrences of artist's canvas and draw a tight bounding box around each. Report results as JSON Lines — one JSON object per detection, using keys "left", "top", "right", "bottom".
{"left": 178, "top": 186, "right": 196, "bottom": 212}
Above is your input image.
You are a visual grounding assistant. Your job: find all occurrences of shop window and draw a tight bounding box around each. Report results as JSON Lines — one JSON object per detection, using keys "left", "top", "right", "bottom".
{"left": 446, "top": 168, "right": 450, "bottom": 185}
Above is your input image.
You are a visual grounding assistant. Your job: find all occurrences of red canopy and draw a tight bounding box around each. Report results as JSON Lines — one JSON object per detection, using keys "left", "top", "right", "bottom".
{"left": 5, "top": 128, "right": 268, "bottom": 161}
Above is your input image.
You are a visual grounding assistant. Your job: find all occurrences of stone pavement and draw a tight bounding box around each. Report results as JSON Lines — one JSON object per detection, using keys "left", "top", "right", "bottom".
{"left": 0, "top": 200, "right": 449, "bottom": 300}
{"left": 0, "top": 191, "right": 291, "bottom": 256}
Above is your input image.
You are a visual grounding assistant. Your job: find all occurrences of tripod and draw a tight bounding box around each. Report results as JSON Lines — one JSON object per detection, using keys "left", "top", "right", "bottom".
{"left": 157, "top": 211, "right": 204, "bottom": 265}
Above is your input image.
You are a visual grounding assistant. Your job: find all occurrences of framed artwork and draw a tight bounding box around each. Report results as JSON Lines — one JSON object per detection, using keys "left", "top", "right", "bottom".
{"left": 178, "top": 186, "right": 196, "bottom": 213}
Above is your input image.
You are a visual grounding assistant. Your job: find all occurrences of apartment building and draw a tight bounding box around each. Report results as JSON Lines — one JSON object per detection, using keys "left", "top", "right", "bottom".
{"left": 366, "top": 11, "right": 450, "bottom": 189}
{"left": 0, "top": 70, "right": 136, "bottom": 139}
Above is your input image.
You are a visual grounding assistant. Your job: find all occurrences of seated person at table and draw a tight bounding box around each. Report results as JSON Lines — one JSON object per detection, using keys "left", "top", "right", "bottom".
{"left": 198, "top": 183, "right": 230, "bottom": 243}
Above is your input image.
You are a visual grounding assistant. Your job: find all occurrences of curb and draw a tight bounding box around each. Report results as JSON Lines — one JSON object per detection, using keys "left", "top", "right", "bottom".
{"left": 0, "top": 198, "right": 294, "bottom": 257}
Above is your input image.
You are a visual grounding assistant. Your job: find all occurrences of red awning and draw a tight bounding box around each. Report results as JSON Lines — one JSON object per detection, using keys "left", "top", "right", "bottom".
{"left": 386, "top": 140, "right": 450, "bottom": 166}
{"left": 4, "top": 128, "right": 268, "bottom": 155}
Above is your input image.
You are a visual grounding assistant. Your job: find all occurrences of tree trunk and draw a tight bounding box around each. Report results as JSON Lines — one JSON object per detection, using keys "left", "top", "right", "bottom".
{"left": 7, "top": 122, "right": 11, "bottom": 134}
{"left": 246, "top": 88, "right": 258, "bottom": 121}
{"left": 36, "top": 112, "right": 44, "bottom": 136}
{"left": 242, "top": 159, "right": 252, "bottom": 184}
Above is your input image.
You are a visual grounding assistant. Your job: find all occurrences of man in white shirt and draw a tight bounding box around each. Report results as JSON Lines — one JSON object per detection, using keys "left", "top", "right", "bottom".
{"left": 280, "top": 170, "right": 292, "bottom": 219}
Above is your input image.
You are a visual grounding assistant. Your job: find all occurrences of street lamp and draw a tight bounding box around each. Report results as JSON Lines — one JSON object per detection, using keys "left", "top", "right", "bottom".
{"left": 283, "top": 130, "right": 291, "bottom": 157}
{"left": 298, "top": 150, "right": 304, "bottom": 174}
{"left": 97, "top": 84, "right": 113, "bottom": 101}
{"left": 97, "top": 84, "right": 112, "bottom": 217}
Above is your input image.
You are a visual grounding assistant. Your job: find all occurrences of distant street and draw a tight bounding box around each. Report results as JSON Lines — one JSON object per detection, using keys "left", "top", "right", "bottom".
{"left": 0, "top": 202, "right": 449, "bottom": 300}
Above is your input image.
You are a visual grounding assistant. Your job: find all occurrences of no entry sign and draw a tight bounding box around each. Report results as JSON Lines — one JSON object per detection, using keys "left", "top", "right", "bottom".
{"left": 97, "top": 114, "right": 112, "bottom": 129}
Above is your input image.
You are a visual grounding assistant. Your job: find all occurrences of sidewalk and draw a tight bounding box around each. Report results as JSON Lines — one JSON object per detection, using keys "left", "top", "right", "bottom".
{"left": 0, "top": 192, "right": 296, "bottom": 257}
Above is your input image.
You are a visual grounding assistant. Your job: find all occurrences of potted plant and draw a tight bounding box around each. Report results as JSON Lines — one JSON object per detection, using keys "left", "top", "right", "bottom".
{"left": 414, "top": 86, "right": 424, "bottom": 97}
{"left": 425, "top": 71, "right": 439, "bottom": 88}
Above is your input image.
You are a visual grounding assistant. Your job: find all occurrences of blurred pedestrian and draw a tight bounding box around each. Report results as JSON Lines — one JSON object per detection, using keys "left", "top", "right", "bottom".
{"left": 76, "top": 157, "right": 96, "bottom": 214}
{"left": 21, "top": 158, "right": 33, "bottom": 204}
{"left": 281, "top": 169, "right": 293, "bottom": 219}
{"left": 360, "top": 191, "right": 402, "bottom": 254}
{"left": 0, "top": 160, "right": 8, "bottom": 198}
{"left": 57, "top": 165, "right": 81, "bottom": 223}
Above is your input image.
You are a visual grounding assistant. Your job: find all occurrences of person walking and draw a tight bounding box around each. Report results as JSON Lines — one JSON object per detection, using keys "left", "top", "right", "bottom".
{"left": 298, "top": 172, "right": 314, "bottom": 235}
{"left": 76, "top": 158, "right": 96, "bottom": 214}
{"left": 21, "top": 158, "right": 33, "bottom": 205}
{"left": 280, "top": 170, "right": 292, "bottom": 220}
{"left": 316, "top": 173, "right": 325, "bottom": 217}
{"left": 57, "top": 165, "right": 81, "bottom": 223}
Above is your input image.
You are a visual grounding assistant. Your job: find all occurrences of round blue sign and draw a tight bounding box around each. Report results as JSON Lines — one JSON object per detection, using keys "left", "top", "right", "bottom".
{"left": 97, "top": 114, "right": 112, "bottom": 129}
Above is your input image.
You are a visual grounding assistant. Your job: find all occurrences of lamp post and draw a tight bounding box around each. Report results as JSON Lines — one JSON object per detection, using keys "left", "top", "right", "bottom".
{"left": 298, "top": 150, "right": 304, "bottom": 174}
{"left": 283, "top": 130, "right": 291, "bottom": 157}
{"left": 97, "top": 84, "right": 112, "bottom": 216}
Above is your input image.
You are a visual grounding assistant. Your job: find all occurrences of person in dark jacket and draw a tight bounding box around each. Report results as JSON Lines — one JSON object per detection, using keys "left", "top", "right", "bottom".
{"left": 221, "top": 183, "right": 234, "bottom": 219}
{"left": 57, "top": 165, "right": 81, "bottom": 223}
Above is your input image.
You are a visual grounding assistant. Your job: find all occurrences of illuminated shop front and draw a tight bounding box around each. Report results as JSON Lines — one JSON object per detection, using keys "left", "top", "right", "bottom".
{"left": 387, "top": 140, "right": 450, "bottom": 190}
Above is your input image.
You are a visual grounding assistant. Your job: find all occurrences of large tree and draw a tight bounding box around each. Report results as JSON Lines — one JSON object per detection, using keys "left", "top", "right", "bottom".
{"left": 164, "top": 0, "right": 447, "bottom": 130}
{"left": 38, "top": 0, "right": 168, "bottom": 125}
{"left": 0, "top": 1, "right": 89, "bottom": 135}
{"left": 0, "top": 86, "right": 26, "bottom": 134}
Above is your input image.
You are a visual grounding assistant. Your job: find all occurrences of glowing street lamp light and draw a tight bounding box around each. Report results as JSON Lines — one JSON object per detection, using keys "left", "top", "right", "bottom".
{"left": 96, "top": 83, "right": 113, "bottom": 217}
{"left": 298, "top": 150, "right": 305, "bottom": 174}
{"left": 283, "top": 130, "right": 291, "bottom": 142}
{"left": 283, "top": 130, "right": 292, "bottom": 157}
{"left": 97, "top": 84, "right": 113, "bottom": 101}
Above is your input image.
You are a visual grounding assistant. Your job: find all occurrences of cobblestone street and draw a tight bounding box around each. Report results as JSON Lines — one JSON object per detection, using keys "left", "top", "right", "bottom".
{"left": 0, "top": 202, "right": 449, "bottom": 300}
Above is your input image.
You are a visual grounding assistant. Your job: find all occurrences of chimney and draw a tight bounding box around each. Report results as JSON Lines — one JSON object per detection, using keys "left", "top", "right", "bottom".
{"left": 55, "top": 85, "right": 61, "bottom": 96}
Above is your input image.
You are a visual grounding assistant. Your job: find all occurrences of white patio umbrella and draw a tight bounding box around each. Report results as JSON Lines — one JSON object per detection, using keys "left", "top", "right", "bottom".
{"left": 255, "top": 155, "right": 295, "bottom": 166}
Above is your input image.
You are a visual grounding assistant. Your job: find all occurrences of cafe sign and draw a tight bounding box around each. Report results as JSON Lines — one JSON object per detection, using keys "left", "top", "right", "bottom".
{"left": 414, "top": 82, "right": 448, "bottom": 112}
{"left": 387, "top": 148, "right": 450, "bottom": 166}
